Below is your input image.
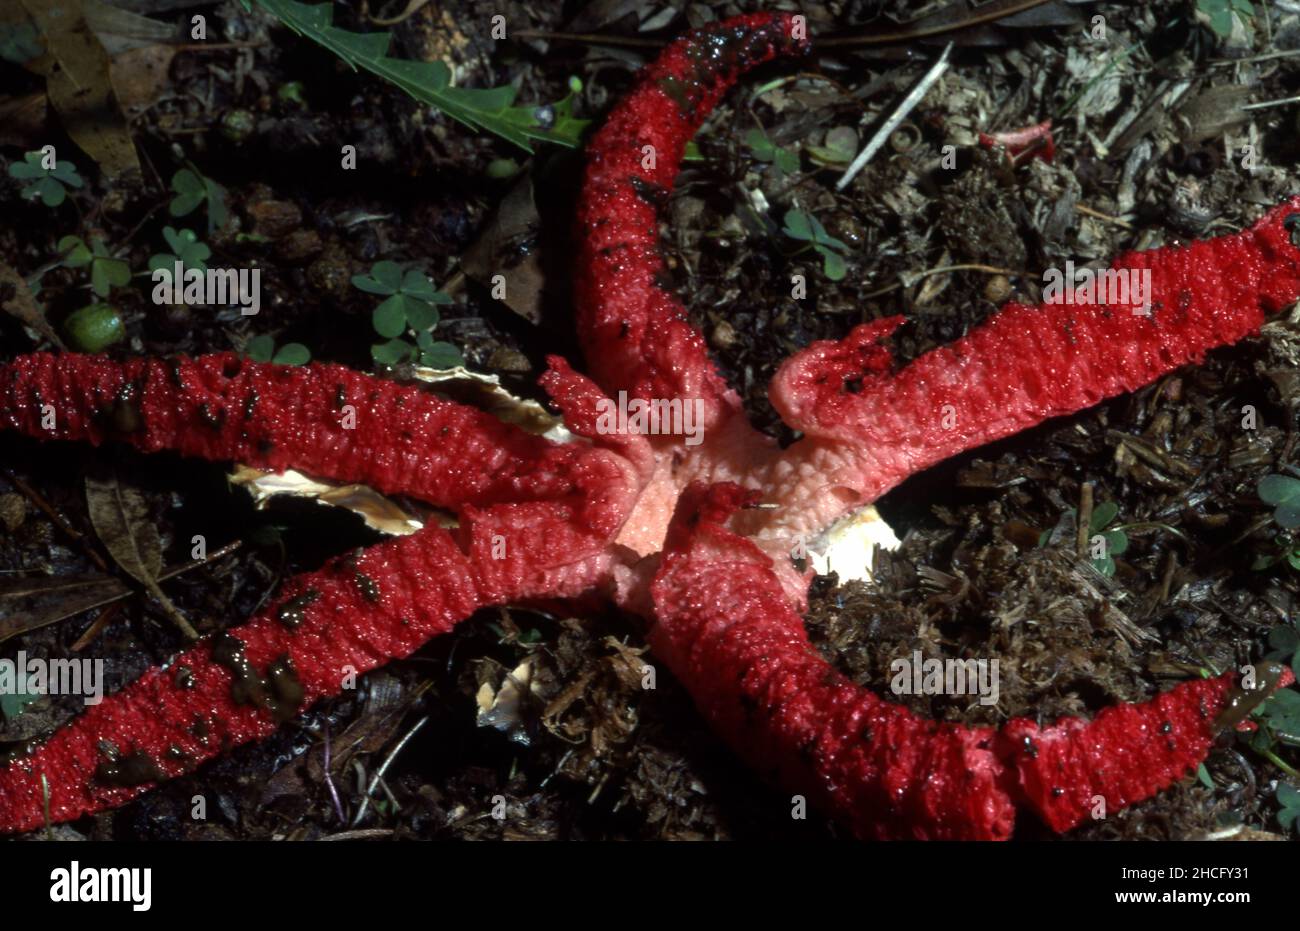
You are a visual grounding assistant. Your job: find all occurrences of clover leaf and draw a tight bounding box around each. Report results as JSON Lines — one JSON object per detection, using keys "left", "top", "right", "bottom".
{"left": 169, "top": 166, "right": 229, "bottom": 233}
{"left": 782, "top": 208, "right": 849, "bottom": 281}
{"left": 245, "top": 333, "right": 310, "bottom": 366}
{"left": 9, "top": 151, "right": 83, "bottom": 207}
{"left": 149, "top": 227, "right": 211, "bottom": 274}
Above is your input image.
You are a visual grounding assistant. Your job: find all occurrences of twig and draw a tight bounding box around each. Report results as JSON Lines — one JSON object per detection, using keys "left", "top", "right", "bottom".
{"left": 836, "top": 43, "right": 952, "bottom": 191}
{"left": 3, "top": 468, "right": 107, "bottom": 571}
{"left": 321, "top": 721, "right": 347, "bottom": 824}
{"left": 351, "top": 714, "right": 429, "bottom": 826}
{"left": 1076, "top": 482, "right": 1094, "bottom": 559}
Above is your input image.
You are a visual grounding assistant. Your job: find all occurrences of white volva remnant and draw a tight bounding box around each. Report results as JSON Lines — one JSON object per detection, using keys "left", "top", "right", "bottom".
{"left": 805, "top": 505, "right": 901, "bottom": 583}
{"left": 152, "top": 262, "right": 261, "bottom": 315}
{"left": 0, "top": 651, "right": 104, "bottom": 705}
{"left": 595, "top": 391, "right": 705, "bottom": 446}
{"left": 49, "top": 861, "right": 151, "bottom": 911}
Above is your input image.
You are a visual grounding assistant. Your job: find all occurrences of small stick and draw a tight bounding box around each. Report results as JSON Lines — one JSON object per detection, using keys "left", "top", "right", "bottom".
{"left": 1076, "top": 482, "right": 1094, "bottom": 559}
{"left": 836, "top": 44, "right": 952, "bottom": 191}
{"left": 351, "top": 714, "right": 429, "bottom": 826}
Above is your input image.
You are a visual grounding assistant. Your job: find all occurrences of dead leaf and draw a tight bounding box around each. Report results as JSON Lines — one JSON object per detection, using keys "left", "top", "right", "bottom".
{"left": 0, "top": 258, "right": 64, "bottom": 349}
{"left": 0, "top": 574, "right": 122, "bottom": 643}
{"left": 19, "top": 0, "right": 142, "bottom": 180}
{"left": 0, "top": 541, "right": 237, "bottom": 644}
{"left": 460, "top": 173, "right": 546, "bottom": 324}
{"left": 110, "top": 43, "right": 176, "bottom": 114}
{"left": 85, "top": 469, "right": 197, "bottom": 638}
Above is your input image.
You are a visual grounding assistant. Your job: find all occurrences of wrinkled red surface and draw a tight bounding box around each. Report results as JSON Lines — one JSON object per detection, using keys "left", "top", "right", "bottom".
{"left": 574, "top": 12, "right": 810, "bottom": 432}
{"left": 769, "top": 197, "right": 1300, "bottom": 504}
{"left": 652, "top": 484, "right": 1243, "bottom": 840}
{"left": 0, "top": 356, "right": 636, "bottom": 831}
{"left": 2, "top": 12, "right": 1299, "bottom": 838}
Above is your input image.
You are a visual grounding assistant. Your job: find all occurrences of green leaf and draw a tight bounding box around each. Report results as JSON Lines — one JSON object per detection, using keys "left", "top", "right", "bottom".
{"left": 808, "top": 215, "right": 849, "bottom": 252}
{"left": 1269, "top": 624, "right": 1300, "bottom": 655}
{"left": 1279, "top": 781, "right": 1300, "bottom": 809}
{"left": 169, "top": 169, "right": 206, "bottom": 216}
{"left": 371, "top": 338, "right": 414, "bottom": 365}
{"left": 774, "top": 147, "right": 801, "bottom": 175}
{"left": 400, "top": 269, "right": 437, "bottom": 300}
{"left": 1090, "top": 555, "right": 1117, "bottom": 577}
{"left": 374, "top": 263, "right": 406, "bottom": 292}
{"left": 49, "top": 160, "right": 82, "bottom": 187}
{"left": 744, "top": 129, "right": 776, "bottom": 160}
{"left": 817, "top": 244, "right": 846, "bottom": 281}
{"left": 1260, "top": 474, "right": 1300, "bottom": 528}
{"left": 1196, "top": 763, "right": 1214, "bottom": 789}
{"left": 782, "top": 209, "right": 813, "bottom": 242}
{"left": 33, "top": 178, "right": 66, "bottom": 207}
{"left": 245, "top": 334, "right": 275, "bottom": 362}
{"left": 250, "top": 0, "right": 589, "bottom": 152}
{"left": 1089, "top": 501, "right": 1119, "bottom": 531}
{"left": 57, "top": 235, "right": 92, "bottom": 268}
{"left": 420, "top": 341, "right": 464, "bottom": 369}
{"left": 1102, "top": 529, "right": 1128, "bottom": 557}
{"left": 89, "top": 253, "right": 131, "bottom": 298}
{"left": 404, "top": 298, "right": 439, "bottom": 331}
{"left": 372, "top": 295, "right": 408, "bottom": 338}
{"left": 0, "top": 677, "right": 39, "bottom": 721}
{"left": 272, "top": 343, "right": 311, "bottom": 365}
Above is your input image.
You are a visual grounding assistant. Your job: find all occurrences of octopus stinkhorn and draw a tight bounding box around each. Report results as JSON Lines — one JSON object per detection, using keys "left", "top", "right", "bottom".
{"left": 1, "top": 11, "right": 1297, "bottom": 839}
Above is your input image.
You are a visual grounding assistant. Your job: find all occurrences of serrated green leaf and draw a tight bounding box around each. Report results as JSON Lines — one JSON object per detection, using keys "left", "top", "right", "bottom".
{"left": 251, "top": 0, "right": 587, "bottom": 152}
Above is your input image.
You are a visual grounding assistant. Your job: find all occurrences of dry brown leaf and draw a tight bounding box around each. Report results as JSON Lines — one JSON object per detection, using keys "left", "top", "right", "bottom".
{"left": 85, "top": 469, "right": 197, "bottom": 638}
{"left": 0, "top": 258, "right": 64, "bottom": 349}
{"left": 19, "top": 0, "right": 141, "bottom": 180}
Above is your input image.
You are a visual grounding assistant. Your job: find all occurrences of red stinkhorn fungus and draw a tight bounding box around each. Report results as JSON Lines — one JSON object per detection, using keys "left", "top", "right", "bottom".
{"left": 2, "top": 12, "right": 1298, "bottom": 838}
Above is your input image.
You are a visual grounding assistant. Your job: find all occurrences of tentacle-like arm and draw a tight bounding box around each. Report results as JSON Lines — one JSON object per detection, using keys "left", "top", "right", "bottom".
{"left": 0, "top": 352, "right": 615, "bottom": 512}
{"left": 770, "top": 201, "right": 1300, "bottom": 503}
{"left": 652, "top": 483, "right": 1016, "bottom": 840}
{"left": 651, "top": 483, "right": 1257, "bottom": 839}
{"left": 574, "top": 12, "right": 810, "bottom": 430}
{"left": 0, "top": 358, "right": 645, "bottom": 833}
